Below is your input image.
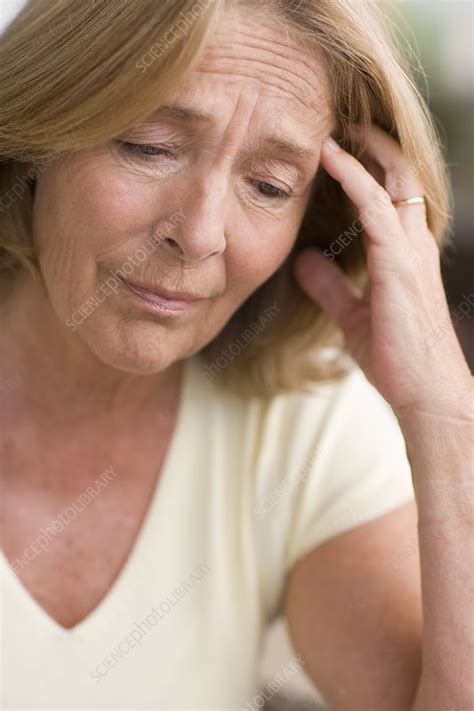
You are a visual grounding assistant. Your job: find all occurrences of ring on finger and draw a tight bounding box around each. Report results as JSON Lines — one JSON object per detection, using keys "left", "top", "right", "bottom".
{"left": 391, "top": 196, "right": 426, "bottom": 208}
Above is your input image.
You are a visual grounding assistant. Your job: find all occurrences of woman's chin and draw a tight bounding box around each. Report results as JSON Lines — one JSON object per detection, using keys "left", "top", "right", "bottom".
{"left": 81, "top": 323, "right": 186, "bottom": 376}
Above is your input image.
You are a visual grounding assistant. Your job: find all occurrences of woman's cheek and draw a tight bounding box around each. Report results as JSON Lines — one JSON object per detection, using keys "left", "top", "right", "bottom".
{"left": 225, "top": 228, "right": 294, "bottom": 300}
{"left": 68, "top": 167, "right": 155, "bottom": 249}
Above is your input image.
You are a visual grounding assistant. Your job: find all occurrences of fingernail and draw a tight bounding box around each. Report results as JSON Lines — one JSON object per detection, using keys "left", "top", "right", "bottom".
{"left": 324, "top": 136, "right": 342, "bottom": 152}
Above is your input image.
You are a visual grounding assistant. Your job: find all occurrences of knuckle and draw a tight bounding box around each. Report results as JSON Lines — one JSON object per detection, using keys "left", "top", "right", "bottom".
{"left": 369, "top": 183, "right": 392, "bottom": 208}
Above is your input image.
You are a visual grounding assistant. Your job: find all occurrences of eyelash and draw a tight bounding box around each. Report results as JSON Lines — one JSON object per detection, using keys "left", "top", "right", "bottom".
{"left": 117, "top": 141, "right": 292, "bottom": 201}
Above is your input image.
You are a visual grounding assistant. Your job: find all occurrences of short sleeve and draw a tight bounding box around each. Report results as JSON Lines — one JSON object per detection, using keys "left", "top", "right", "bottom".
{"left": 283, "top": 367, "right": 416, "bottom": 574}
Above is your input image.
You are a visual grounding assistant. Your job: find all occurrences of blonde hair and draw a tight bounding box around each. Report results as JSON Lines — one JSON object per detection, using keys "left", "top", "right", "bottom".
{"left": 0, "top": 0, "right": 452, "bottom": 397}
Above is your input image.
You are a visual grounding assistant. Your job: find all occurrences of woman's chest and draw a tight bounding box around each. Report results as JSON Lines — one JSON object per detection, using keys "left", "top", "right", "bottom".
{"left": 2, "top": 548, "right": 261, "bottom": 709}
{"left": 1, "top": 412, "right": 267, "bottom": 709}
{"left": 0, "top": 421, "right": 176, "bottom": 630}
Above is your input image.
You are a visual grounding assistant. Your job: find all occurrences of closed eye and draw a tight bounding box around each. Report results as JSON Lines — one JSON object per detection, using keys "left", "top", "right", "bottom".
{"left": 249, "top": 180, "right": 291, "bottom": 200}
{"left": 116, "top": 141, "right": 293, "bottom": 201}
{"left": 117, "top": 141, "right": 175, "bottom": 160}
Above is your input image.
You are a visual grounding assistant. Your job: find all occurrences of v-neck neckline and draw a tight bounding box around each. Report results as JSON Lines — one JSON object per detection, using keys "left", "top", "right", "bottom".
{"left": 0, "top": 355, "right": 197, "bottom": 638}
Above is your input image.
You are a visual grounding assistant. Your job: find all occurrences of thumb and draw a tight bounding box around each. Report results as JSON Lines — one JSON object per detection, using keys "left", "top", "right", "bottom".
{"left": 292, "top": 248, "right": 362, "bottom": 330}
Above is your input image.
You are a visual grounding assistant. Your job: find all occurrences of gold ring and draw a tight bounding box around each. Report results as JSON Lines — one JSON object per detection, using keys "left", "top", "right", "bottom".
{"left": 391, "top": 196, "right": 426, "bottom": 208}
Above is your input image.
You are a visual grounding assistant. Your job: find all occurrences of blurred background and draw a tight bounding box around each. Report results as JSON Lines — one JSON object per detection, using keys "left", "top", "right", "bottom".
{"left": 397, "top": 0, "right": 473, "bottom": 369}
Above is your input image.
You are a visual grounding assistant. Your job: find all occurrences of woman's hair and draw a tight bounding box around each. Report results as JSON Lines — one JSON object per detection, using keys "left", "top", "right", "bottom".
{"left": 0, "top": 0, "right": 452, "bottom": 397}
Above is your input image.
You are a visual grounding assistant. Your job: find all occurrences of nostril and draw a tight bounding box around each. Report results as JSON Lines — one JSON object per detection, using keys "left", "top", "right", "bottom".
{"left": 164, "top": 238, "right": 182, "bottom": 253}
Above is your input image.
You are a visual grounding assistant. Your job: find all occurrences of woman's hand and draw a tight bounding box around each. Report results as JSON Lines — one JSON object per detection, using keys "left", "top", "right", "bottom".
{"left": 292, "top": 125, "right": 472, "bottom": 421}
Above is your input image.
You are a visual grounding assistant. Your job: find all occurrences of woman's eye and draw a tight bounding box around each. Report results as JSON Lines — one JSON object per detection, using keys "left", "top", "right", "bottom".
{"left": 251, "top": 180, "right": 291, "bottom": 201}
{"left": 117, "top": 141, "right": 175, "bottom": 161}
{"left": 116, "top": 142, "right": 291, "bottom": 201}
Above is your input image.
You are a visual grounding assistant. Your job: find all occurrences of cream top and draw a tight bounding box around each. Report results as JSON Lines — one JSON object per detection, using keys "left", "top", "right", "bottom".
{"left": 1, "top": 352, "right": 415, "bottom": 709}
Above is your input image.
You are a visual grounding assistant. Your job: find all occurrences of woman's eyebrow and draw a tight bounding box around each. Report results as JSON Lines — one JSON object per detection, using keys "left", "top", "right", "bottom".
{"left": 149, "top": 103, "right": 320, "bottom": 164}
{"left": 256, "top": 136, "right": 317, "bottom": 163}
{"left": 151, "top": 103, "right": 212, "bottom": 125}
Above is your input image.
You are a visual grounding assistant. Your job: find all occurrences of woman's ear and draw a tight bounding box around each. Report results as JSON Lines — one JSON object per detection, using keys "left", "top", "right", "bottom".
{"left": 25, "top": 162, "right": 38, "bottom": 180}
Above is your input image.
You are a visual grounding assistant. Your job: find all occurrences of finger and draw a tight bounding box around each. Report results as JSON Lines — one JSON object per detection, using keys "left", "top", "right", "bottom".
{"left": 353, "top": 124, "right": 429, "bottom": 235}
{"left": 320, "top": 136, "right": 408, "bottom": 255}
{"left": 293, "top": 248, "right": 363, "bottom": 333}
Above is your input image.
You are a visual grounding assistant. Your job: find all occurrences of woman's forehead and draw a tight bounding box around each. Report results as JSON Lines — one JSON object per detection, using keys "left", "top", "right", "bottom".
{"left": 189, "top": 6, "right": 333, "bottom": 119}
{"left": 169, "top": 52, "right": 333, "bottom": 143}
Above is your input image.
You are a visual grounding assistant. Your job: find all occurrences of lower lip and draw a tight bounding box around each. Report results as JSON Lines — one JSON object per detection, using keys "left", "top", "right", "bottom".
{"left": 121, "top": 279, "right": 202, "bottom": 314}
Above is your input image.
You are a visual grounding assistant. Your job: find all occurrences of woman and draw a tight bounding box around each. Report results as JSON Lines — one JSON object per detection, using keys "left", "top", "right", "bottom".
{"left": 0, "top": 0, "right": 472, "bottom": 709}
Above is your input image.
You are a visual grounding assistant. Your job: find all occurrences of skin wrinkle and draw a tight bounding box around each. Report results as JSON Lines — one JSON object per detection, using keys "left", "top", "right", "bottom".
{"left": 140, "top": 102, "right": 330, "bottom": 171}
{"left": 202, "top": 42, "right": 323, "bottom": 90}
{"left": 134, "top": 102, "right": 325, "bottom": 188}
{"left": 194, "top": 68, "right": 330, "bottom": 129}
{"left": 200, "top": 14, "right": 331, "bottom": 113}
{"left": 195, "top": 65, "right": 327, "bottom": 115}
{"left": 213, "top": 13, "right": 306, "bottom": 50}
{"left": 208, "top": 22, "right": 327, "bottom": 81}
{"left": 204, "top": 33, "right": 324, "bottom": 70}
{"left": 194, "top": 52, "right": 328, "bottom": 110}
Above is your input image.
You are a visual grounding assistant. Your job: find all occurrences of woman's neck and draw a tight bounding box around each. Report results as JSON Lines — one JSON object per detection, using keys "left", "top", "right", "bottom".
{"left": 0, "top": 272, "right": 182, "bottom": 426}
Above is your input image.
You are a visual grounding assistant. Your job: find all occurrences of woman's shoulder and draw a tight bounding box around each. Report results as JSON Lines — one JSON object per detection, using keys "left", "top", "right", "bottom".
{"left": 186, "top": 347, "right": 394, "bottom": 432}
{"left": 186, "top": 347, "right": 397, "bottom": 471}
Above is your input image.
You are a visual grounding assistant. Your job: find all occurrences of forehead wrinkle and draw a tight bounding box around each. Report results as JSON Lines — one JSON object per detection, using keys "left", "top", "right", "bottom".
{"left": 201, "top": 47, "right": 327, "bottom": 108}
{"left": 143, "top": 99, "right": 332, "bottom": 167}
{"left": 194, "top": 66, "right": 324, "bottom": 116}
{"left": 154, "top": 92, "right": 333, "bottom": 135}
{"left": 212, "top": 26, "right": 325, "bottom": 82}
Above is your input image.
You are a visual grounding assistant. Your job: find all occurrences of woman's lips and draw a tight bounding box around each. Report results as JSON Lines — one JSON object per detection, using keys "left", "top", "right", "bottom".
{"left": 121, "top": 278, "right": 205, "bottom": 314}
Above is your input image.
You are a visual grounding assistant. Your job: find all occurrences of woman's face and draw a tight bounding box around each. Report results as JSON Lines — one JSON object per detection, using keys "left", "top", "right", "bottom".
{"left": 32, "top": 8, "right": 334, "bottom": 374}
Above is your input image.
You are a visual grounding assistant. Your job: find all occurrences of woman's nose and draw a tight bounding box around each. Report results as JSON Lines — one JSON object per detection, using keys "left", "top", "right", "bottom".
{"left": 160, "top": 171, "right": 228, "bottom": 263}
